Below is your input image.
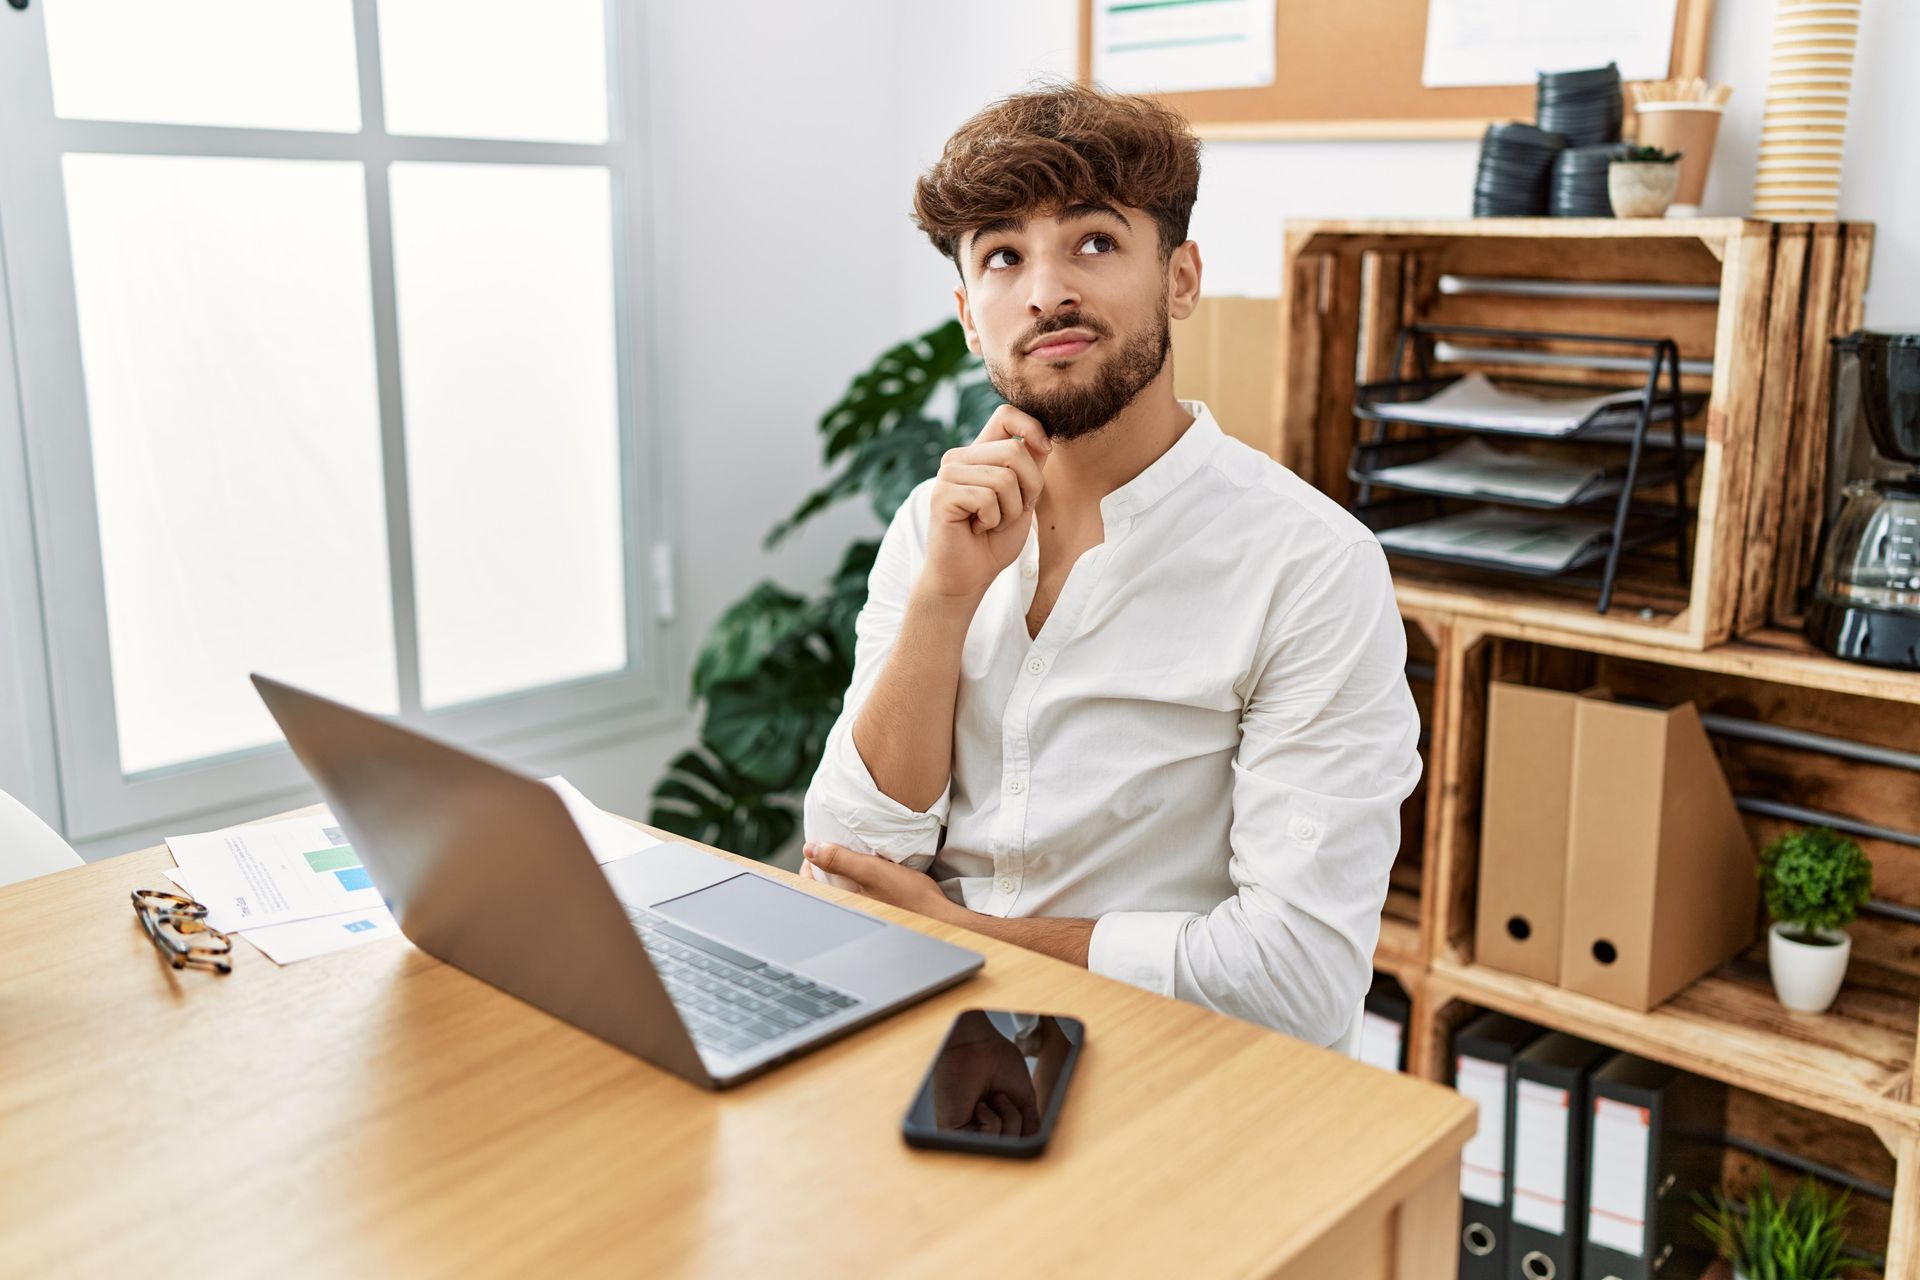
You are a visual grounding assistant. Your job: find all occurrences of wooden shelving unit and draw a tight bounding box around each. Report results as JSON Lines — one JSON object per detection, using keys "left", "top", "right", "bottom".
{"left": 1258, "top": 217, "right": 1913, "bottom": 1276}
{"left": 1371, "top": 605, "right": 1920, "bottom": 1280}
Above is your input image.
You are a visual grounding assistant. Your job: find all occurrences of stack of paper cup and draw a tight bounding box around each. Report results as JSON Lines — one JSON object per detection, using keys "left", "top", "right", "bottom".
{"left": 1754, "top": 0, "right": 1859, "bottom": 220}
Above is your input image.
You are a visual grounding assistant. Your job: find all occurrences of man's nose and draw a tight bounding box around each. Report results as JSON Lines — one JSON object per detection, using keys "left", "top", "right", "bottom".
{"left": 1024, "top": 260, "right": 1080, "bottom": 317}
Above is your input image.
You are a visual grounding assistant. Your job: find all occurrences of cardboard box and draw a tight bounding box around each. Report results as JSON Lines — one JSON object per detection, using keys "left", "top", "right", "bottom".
{"left": 1476, "top": 684, "right": 1756, "bottom": 1011}
{"left": 1475, "top": 684, "right": 1578, "bottom": 984}
{"left": 1558, "top": 694, "right": 1756, "bottom": 1011}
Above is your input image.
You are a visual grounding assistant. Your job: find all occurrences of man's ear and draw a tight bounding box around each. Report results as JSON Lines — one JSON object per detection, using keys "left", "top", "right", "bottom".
{"left": 954, "top": 283, "right": 981, "bottom": 355}
{"left": 1167, "top": 241, "right": 1203, "bottom": 322}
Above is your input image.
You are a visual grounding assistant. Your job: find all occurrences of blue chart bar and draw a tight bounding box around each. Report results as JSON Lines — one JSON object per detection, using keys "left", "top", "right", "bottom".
{"left": 333, "top": 866, "right": 373, "bottom": 893}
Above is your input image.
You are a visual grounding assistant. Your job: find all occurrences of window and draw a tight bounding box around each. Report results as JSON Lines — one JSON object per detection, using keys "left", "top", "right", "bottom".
{"left": 0, "top": 1, "right": 666, "bottom": 843}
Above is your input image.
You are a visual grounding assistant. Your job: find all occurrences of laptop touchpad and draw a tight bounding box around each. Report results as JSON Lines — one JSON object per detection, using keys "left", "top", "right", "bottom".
{"left": 652, "top": 872, "right": 884, "bottom": 967}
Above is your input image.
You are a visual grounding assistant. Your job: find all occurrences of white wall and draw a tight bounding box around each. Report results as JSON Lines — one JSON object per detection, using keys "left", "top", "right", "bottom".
{"left": 892, "top": 1, "right": 1919, "bottom": 322}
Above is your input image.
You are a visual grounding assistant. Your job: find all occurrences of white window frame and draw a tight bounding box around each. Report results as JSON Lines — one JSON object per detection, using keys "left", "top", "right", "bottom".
{"left": 0, "top": 0, "right": 674, "bottom": 846}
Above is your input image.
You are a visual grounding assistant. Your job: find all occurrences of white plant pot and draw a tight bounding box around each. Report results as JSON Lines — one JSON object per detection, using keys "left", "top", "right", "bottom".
{"left": 1608, "top": 161, "right": 1680, "bottom": 217}
{"left": 1767, "top": 922, "right": 1851, "bottom": 1013}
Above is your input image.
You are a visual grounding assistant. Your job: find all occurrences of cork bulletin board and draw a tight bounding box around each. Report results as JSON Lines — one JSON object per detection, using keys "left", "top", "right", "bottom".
{"left": 1076, "top": 0, "right": 1715, "bottom": 140}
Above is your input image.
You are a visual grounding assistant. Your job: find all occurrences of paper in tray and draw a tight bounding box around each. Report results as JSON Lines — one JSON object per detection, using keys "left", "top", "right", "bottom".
{"left": 1365, "top": 439, "right": 1613, "bottom": 505}
{"left": 1377, "top": 508, "right": 1614, "bottom": 573}
{"left": 1379, "top": 372, "right": 1645, "bottom": 436}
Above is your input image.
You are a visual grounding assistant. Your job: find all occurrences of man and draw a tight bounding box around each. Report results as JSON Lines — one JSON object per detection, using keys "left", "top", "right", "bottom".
{"left": 800, "top": 83, "right": 1420, "bottom": 1047}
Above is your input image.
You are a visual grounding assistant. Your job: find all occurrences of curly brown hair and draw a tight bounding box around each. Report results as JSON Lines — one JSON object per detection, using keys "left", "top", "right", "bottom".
{"left": 912, "top": 81, "right": 1201, "bottom": 271}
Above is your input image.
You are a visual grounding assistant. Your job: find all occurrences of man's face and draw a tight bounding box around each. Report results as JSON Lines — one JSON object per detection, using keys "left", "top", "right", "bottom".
{"left": 954, "top": 202, "right": 1199, "bottom": 442}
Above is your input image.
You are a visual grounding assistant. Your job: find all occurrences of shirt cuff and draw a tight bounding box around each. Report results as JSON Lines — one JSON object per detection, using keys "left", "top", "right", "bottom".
{"left": 805, "top": 724, "right": 950, "bottom": 870}
{"left": 1087, "top": 911, "right": 1196, "bottom": 999}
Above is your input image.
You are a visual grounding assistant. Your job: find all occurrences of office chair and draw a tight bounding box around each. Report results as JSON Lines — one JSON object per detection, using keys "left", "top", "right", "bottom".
{"left": 0, "top": 789, "right": 81, "bottom": 888}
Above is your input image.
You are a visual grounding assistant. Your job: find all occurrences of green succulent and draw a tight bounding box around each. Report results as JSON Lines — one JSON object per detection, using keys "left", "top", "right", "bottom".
{"left": 649, "top": 319, "right": 1001, "bottom": 858}
{"left": 1619, "top": 144, "right": 1683, "bottom": 163}
{"left": 1756, "top": 826, "right": 1874, "bottom": 941}
{"left": 1692, "top": 1172, "right": 1853, "bottom": 1280}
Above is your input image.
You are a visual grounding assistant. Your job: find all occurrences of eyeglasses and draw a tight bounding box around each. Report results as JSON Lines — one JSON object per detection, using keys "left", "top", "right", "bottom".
{"left": 131, "top": 889, "right": 234, "bottom": 974}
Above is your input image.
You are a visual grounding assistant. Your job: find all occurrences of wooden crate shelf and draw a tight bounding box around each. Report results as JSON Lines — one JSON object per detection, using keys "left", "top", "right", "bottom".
{"left": 1278, "top": 217, "right": 1872, "bottom": 650}
{"left": 1427, "top": 954, "right": 1917, "bottom": 1136}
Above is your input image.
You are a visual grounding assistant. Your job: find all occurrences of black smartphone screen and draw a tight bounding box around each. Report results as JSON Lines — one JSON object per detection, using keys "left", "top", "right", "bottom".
{"left": 901, "top": 1008, "right": 1084, "bottom": 1157}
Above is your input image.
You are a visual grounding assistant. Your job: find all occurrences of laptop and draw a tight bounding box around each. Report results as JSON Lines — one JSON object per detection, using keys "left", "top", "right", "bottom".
{"left": 252, "top": 674, "right": 984, "bottom": 1089}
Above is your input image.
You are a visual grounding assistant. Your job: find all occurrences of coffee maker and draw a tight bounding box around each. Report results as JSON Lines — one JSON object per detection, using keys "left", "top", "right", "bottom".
{"left": 1807, "top": 329, "right": 1920, "bottom": 669}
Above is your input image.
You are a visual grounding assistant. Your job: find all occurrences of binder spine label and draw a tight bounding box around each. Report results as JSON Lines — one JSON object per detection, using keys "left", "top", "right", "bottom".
{"left": 1588, "top": 1097, "right": 1652, "bottom": 1256}
{"left": 1457, "top": 1055, "right": 1510, "bottom": 1206}
{"left": 1511, "top": 1080, "right": 1571, "bottom": 1233}
{"left": 1360, "top": 1011, "right": 1404, "bottom": 1072}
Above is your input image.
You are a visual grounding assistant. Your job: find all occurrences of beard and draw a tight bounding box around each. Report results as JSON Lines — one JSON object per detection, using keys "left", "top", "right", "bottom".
{"left": 984, "top": 301, "right": 1171, "bottom": 443}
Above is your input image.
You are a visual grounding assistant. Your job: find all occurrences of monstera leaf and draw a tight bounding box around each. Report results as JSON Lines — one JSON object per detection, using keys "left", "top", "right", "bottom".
{"left": 819, "top": 319, "right": 971, "bottom": 463}
{"left": 700, "top": 645, "right": 845, "bottom": 792}
{"left": 690, "top": 580, "right": 816, "bottom": 699}
{"left": 649, "top": 748, "right": 798, "bottom": 859}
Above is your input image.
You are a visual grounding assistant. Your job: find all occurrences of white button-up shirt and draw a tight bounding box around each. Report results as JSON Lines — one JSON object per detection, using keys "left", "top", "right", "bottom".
{"left": 802, "top": 401, "right": 1420, "bottom": 1045}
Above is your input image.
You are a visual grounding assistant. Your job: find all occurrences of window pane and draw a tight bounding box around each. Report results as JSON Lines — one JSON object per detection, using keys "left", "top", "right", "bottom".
{"left": 44, "top": 0, "right": 360, "bottom": 132}
{"left": 388, "top": 162, "right": 628, "bottom": 709}
{"left": 377, "top": 0, "right": 609, "bottom": 143}
{"left": 63, "top": 155, "right": 398, "bottom": 775}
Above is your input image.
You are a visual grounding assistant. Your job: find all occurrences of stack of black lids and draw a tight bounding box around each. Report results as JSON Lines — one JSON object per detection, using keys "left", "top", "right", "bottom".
{"left": 1472, "top": 123, "right": 1569, "bottom": 217}
{"left": 1550, "top": 144, "right": 1632, "bottom": 217}
{"left": 1536, "top": 64, "right": 1624, "bottom": 148}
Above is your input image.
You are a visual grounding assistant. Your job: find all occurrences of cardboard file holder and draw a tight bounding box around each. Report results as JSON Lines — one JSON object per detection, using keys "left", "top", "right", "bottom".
{"left": 1476, "top": 684, "right": 1756, "bottom": 1011}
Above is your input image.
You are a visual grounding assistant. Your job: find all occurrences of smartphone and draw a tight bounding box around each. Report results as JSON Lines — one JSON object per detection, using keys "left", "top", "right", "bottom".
{"left": 901, "top": 1008, "right": 1085, "bottom": 1158}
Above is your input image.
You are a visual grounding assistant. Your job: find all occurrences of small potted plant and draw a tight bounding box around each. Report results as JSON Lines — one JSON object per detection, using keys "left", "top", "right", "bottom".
{"left": 1757, "top": 826, "right": 1873, "bottom": 1014}
{"left": 1694, "top": 1172, "right": 1852, "bottom": 1280}
{"left": 1609, "top": 144, "right": 1684, "bottom": 217}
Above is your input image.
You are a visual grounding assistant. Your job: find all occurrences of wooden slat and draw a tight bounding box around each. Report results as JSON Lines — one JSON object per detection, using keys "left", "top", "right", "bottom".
{"left": 1429, "top": 957, "right": 1919, "bottom": 1133}
{"left": 1696, "top": 224, "right": 1776, "bottom": 644}
{"left": 1276, "top": 241, "right": 1325, "bottom": 476}
{"left": 1737, "top": 225, "right": 1811, "bottom": 633}
{"left": 1313, "top": 249, "right": 1364, "bottom": 504}
{"left": 1773, "top": 223, "right": 1845, "bottom": 624}
{"left": 1892, "top": 1134, "right": 1920, "bottom": 1280}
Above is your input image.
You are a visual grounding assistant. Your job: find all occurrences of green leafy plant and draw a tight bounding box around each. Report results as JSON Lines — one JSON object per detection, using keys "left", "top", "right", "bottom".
{"left": 1619, "top": 144, "right": 1683, "bottom": 164}
{"left": 1757, "top": 826, "right": 1874, "bottom": 943}
{"left": 648, "top": 319, "right": 1002, "bottom": 858}
{"left": 1693, "top": 1172, "right": 1853, "bottom": 1280}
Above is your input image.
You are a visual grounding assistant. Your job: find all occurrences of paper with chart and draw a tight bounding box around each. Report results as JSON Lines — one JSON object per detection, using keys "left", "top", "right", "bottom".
{"left": 161, "top": 863, "right": 399, "bottom": 965}
{"left": 1378, "top": 508, "right": 1614, "bottom": 573}
{"left": 166, "top": 814, "right": 383, "bottom": 933}
{"left": 1421, "top": 0, "right": 1677, "bottom": 88}
{"left": 165, "top": 776, "right": 662, "bottom": 948}
{"left": 1381, "top": 373, "right": 1644, "bottom": 436}
{"left": 1367, "top": 438, "right": 1611, "bottom": 505}
{"left": 1091, "top": 0, "right": 1274, "bottom": 95}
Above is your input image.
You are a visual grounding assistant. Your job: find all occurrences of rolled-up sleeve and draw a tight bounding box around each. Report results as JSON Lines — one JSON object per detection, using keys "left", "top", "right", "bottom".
{"left": 1086, "top": 538, "right": 1421, "bottom": 1045}
{"left": 802, "top": 481, "right": 949, "bottom": 872}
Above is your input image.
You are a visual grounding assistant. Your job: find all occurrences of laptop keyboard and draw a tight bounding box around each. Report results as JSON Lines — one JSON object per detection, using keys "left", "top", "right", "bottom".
{"left": 626, "top": 906, "right": 861, "bottom": 1058}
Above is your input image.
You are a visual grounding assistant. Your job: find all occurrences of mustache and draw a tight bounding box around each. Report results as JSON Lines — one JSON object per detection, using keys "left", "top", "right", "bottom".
{"left": 1018, "top": 312, "right": 1112, "bottom": 350}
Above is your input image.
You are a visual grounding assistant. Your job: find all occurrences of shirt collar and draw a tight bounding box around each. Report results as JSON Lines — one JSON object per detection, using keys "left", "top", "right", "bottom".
{"left": 1098, "top": 400, "right": 1223, "bottom": 528}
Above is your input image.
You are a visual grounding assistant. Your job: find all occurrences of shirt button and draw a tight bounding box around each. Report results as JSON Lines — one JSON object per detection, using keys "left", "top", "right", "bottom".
{"left": 1027, "top": 657, "right": 1046, "bottom": 675}
{"left": 997, "top": 876, "right": 1014, "bottom": 893}
{"left": 1292, "top": 817, "right": 1318, "bottom": 841}
{"left": 1021, "top": 560, "right": 1037, "bottom": 579}
{"left": 1007, "top": 778, "right": 1025, "bottom": 795}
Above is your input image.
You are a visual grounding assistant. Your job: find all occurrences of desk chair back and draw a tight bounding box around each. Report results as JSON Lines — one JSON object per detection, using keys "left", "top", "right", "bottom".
{"left": 0, "top": 789, "right": 81, "bottom": 887}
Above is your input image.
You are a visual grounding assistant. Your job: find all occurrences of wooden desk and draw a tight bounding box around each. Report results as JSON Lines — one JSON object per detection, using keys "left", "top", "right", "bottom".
{"left": 0, "top": 812, "right": 1475, "bottom": 1278}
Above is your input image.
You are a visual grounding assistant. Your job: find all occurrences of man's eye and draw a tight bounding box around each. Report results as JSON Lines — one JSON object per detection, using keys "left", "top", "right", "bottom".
{"left": 1079, "top": 234, "right": 1116, "bottom": 255}
{"left": 984, "top": 247, "right": 1018, "bottom": 270}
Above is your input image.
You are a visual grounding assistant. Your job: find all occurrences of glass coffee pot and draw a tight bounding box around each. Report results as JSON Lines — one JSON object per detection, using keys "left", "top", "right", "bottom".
{"left": 1808, "top": 328, "right": 1920, "bottom": 669}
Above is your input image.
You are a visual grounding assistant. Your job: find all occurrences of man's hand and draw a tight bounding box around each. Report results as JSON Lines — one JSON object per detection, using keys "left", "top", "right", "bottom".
{"left": 918, "top": 405, "right": 1052, "bottom": 601}
{"left": 801, "top": 840, "right": 1096, "bottom": 968}
{"left": 802, "top": 841, "right": 961, "bottom": 922}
